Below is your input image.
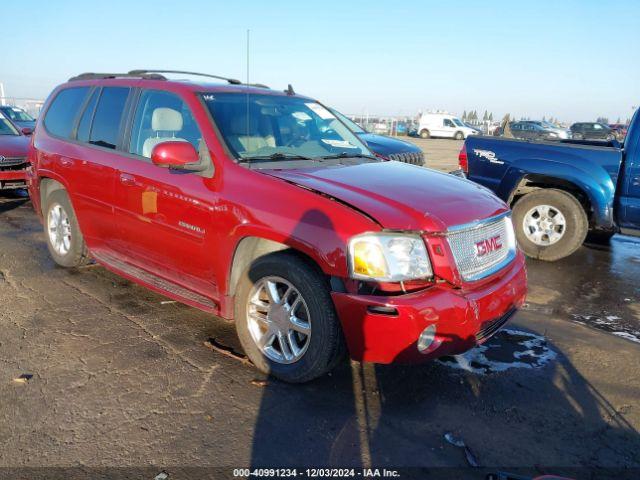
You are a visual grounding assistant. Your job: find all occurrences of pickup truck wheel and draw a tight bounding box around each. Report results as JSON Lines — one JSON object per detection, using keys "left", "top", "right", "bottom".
{"left": 235, "top": 251, "right": 346, "bottom": 383}
{"left": 44, "top": 190, "right": 90, "bottom": 268}
{"left": 419, "top": 129, "right": 430, "bottom": 139}
{"left": 454, "top": 131, "right": 464, "bottom": 140}
{"left": 512, "top": 189, "right": 588, "bottom": 261}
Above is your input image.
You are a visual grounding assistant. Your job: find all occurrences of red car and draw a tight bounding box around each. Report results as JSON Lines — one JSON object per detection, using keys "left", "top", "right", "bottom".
{"left": 0, "top": 111, "right": 30, "bottom": 190}
{"left": 608, "top": 123, "right": 628, "bottom": 140}
{"left": 27, "top": 71, "right": 527, "bottom": 382}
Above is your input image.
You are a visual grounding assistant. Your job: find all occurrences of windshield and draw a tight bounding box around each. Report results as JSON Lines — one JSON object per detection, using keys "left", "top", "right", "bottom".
{"left": 453, "top": 118, "right": 464, "bottom": 127}
{"left": 329, "top": 108, "right": 366, "bottom": 134}
{"left": 1, "top": 107, "right": 35, "bottom": 122}
{"left": 202, "top": 93, "right": 371, "bottom": 160}
{"left": 0, "top": 113, "right": 19, "bottom": 136}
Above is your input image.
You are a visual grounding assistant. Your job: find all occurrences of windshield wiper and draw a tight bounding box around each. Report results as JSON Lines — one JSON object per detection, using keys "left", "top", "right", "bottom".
{"left": 238, "top": 152, "right": 316, "bottom": 163}
{"left": 319, "top": 152, "right": 379, "bottom": 161}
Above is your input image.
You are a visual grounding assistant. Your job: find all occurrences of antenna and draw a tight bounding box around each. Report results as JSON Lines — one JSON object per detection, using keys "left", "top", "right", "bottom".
{"left": 245, "top": 29, "right": 251, "bottom": 153}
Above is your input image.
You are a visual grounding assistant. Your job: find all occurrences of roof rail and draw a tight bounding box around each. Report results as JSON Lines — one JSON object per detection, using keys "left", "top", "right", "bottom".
{"left": 69, "top": 72, "right": 167, "bottom": 82}
{"left": 128, "top": 69, "right": 242, "bottom": 85}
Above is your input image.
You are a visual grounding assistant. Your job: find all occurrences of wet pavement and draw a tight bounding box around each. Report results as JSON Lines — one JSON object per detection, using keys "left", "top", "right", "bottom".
{"left": 0, "top": 193, "right": 639, "bottom": 479}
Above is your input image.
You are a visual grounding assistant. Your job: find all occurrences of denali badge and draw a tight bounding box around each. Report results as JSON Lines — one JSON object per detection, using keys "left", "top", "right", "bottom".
{"left": 475, "top": 235, "right": 503, "bottom": 257}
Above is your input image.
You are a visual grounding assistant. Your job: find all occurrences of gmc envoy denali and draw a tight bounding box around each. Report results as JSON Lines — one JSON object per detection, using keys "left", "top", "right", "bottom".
{"left": 27, "top": 70, "right": 527, "bottom": 382}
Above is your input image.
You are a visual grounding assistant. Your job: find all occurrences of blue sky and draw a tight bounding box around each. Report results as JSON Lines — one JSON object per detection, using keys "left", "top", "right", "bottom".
{"left": 2, "top": 0, "right": 638, "bottom": 122}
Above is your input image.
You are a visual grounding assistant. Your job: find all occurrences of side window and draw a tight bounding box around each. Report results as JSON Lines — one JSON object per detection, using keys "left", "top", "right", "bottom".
{"left": 43, "top": 87, "right": 90, "bottom": 138}
{"left": 129, "top": 90, "right": 202, "bottom": 159}
{"left": 89, "top": 87, "right": 130, "bottom": 150}
{"left": 76, "top": 89, "right": 99, "bottom": 142}
{"left": 443, "top": 119, "right": 455, "bottom": 128}
{"left": 593, "top": 124, "right": 603, "bottom": 130}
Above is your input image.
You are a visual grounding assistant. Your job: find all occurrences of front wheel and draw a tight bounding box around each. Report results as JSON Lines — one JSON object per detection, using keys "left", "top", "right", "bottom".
{"left": 454, "top": 131, "right": 464, "bottom": 140}
{"left": 235, "top": 251, "right": 346, "bottom": 383}
{"left": 512, "top": 189, "right": 588, "bottom": 261}
{"left": 419, "top": 129, "right": 431, "bottom": 139}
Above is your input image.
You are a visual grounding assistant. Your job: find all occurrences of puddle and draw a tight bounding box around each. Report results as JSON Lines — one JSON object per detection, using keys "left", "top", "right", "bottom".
{"left": 570, "top": 313, "right": 640, "bottom": 344}
{"left": 439, "top": 329, "right": 556, "bottom": 374}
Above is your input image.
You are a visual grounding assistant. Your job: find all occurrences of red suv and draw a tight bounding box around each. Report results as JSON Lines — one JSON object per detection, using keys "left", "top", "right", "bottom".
{"left": 28, "top": 71, "right": 527, "bottom": 382}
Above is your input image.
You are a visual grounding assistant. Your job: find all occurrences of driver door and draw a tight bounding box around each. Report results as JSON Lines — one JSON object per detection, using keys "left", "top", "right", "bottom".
{"left": 112, "top": 89, "right": 219, "bottom": 297}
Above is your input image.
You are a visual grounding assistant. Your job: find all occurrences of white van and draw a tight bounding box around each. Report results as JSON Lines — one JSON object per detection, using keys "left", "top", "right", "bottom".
{"left": 417, "top": 113, "right": 478, "bottom": 140}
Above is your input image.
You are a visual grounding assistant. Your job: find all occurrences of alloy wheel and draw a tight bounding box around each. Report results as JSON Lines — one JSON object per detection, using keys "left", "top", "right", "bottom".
{"left": 246, "top": 276, "right": 312, "bottom": 364}
{"left": 48, "top": 204, "right": 72, "bottom": 256}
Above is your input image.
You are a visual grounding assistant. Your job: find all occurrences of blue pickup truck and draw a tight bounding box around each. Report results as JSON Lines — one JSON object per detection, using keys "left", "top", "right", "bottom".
{"left": 460, "top": 109, "right": 639, "bottom": 261}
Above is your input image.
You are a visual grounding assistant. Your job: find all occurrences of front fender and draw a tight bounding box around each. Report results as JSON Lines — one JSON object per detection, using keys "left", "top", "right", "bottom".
{"left": 500, "top": 156, "right": 617, "bottom": 229}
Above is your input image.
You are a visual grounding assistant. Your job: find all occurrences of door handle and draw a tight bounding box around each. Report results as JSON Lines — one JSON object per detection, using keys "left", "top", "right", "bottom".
{"left": 119, "top": 173, "right": 136, "bottom": 186}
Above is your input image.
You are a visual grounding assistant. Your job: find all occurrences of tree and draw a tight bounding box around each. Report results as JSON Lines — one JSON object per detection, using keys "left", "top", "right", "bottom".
{"left": 462, "top": 110, "right": 467, "bottom": 121}
{"left": 489, "top": 112, "right": 494, "bottom": 122}
{"left": 616, "top": 117, "right": 621, "bottom": 123}
{"left": 542, "top": 116, "right": 547, "bottom": 122}
{"left": 482, "top": 110, "right": 488, "bottom": 121}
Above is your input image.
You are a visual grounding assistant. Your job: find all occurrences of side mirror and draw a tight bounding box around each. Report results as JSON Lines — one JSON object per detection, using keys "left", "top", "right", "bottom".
{"left": 151, "top": 141, "right": 204, "bottom": 171}
{"left": 21, "top": 127, "right": 33, "bottom": 135}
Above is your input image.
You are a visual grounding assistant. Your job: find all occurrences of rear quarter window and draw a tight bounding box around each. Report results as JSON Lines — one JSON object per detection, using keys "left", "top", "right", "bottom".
{"left": 89, "top": 87, "right": 131, "bottom": 150}
{"left": 43, "top": 87, "right": 90, "bottom": 138}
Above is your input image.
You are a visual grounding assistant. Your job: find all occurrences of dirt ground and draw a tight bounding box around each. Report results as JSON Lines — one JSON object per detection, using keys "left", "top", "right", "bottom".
{"left": 1, "top": 142, "right": 639, "bottom": 479}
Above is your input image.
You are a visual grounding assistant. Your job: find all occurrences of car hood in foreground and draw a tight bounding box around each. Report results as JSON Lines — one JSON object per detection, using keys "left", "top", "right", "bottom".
{"left": 357, "top": 133, "right": 421, "bottom": 157}
{"left": 0, "top": 135, "right": 30, "bottom": 157}
{"left": 263, "top": 161, "right": 508, "bottom": 232}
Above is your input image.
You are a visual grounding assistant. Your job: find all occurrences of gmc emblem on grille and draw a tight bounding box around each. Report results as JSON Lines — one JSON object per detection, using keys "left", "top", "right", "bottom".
{"left": 475, "top": 235, "right": 503, "bottom": 257}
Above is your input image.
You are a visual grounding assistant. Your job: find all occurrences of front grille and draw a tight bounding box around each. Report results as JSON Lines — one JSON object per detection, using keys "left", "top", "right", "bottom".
{"left": 0, "top": 156, "right": 27, "bottom": 170}
{"left": 476, "top": 307, "right": 516, "bottom": 342}
{"left": 446, "top": 213, "right": 516, "bottom": 281}
{"left": 388, "top": 151, "right": 424, "bottom": 166}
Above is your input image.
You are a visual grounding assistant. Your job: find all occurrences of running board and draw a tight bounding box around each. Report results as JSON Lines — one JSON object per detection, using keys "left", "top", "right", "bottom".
{"left": 92, "top": 250, "right": 218, "bottom": 312}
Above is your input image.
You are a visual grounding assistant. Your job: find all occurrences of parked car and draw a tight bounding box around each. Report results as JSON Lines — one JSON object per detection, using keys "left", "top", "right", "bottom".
{"left": 510, "top": 121, "right": 562, "bottom": 141}
{"left": 458, "top": 107, "right": 640, "bottom": 261}
{"left": 330, "top": 109, "right": 424, "bottom": 165}
{"left": 0, "top": 106, "right": 36, "bottom": 132}
{"left": 28, "top": 70, "right": 526, "bottom": 382}
{"left": 570, "top": 122, "right": 616, "bottom": 141}
{"left": 417, "top": 113, "right": 479, "bottom": 140}
{"left": 522, "top": 120, "right": 571, "bottom": 139}
{"left": 608, "top": 123, "right": 628, "bottom": 140}
{"left": 0, "top": 110, "right": 30, "bottom": 190}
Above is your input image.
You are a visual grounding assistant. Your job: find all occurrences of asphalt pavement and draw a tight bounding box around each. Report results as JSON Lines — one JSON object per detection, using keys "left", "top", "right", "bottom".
{"left": 0, "top": 167, "right": 639, "bottom": 479}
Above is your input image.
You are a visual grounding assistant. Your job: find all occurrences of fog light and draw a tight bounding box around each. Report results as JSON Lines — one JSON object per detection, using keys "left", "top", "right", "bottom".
{"left": 417, "top": 324, "right": 437, "bottom": 353}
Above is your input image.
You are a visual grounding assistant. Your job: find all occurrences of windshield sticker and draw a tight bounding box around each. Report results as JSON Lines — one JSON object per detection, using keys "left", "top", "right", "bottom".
{"left": 12, "top": 107, "right": 23, "bottom": 112}
{"left": 322, "top": 139, "right": 356, "bottom": 149}
{"left": 0, "top": 112, "right": 5, "bottom": 119}
{"left": 306, "top": 103, "right": 335, "bottom": 120}
{"left": 292, "top": 111, "right": 312, "bottom": 121}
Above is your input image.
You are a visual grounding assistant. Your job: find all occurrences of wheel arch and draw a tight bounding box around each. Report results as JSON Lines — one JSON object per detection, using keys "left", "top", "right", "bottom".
{"left": 226, "top": 236, "right": 332, "bottom": 301}
{"left": 39, "top": 177, "right": 67, "bottom": 215}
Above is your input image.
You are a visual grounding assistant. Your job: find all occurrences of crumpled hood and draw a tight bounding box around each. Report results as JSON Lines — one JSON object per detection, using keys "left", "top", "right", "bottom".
{"left": 263, "top": 161, "right": 509, "bottom": 232}
{"left": 0, "top": 135, "right": 30, "bottom": 157}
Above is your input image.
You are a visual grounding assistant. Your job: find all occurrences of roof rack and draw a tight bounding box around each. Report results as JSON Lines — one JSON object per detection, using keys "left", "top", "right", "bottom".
{"left": 69, "top": 72, "right": 167, "bottom": 82}
{"left": 128, "top": 69, "right": 242, "bottom": 85}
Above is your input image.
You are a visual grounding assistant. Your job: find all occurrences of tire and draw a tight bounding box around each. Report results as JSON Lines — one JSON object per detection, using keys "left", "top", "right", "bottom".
{"left": 234, "top": 251, "right": 346, "bottom": 383}
{"left": 573, "top": 133, "right": 584, "bottom": 140}
{"left": 419, "top": 129, "right": 430, "bottom": 139}
{"left": 454, "top": 131, "right": 464, "bottom": 140}
{"left": 512, "top": 189, "right": 588, "bottom": 261}
{"left": 43, "top": 189, "right": 90, "bottom": 267}
{"left": 606, "top": 133, "right": 615, "bottom": 142}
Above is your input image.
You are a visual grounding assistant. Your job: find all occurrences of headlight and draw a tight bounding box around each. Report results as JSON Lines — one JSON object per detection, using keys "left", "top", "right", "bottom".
{"left": 348, "top": 233, "right": 433, "bottom": 282}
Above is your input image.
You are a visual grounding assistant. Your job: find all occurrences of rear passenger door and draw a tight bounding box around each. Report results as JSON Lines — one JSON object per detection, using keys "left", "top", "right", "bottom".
{"left": 112, "top": 89, "right": 219, "bottom": 298}
{"left": 41, "top": 86, "right": 128, "bottom": 251}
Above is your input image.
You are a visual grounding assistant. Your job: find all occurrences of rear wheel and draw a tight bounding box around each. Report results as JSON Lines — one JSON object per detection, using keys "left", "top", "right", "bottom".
{"left": 606, "top": 133, "right": 615, "bottom": 142}
{"left": 44, "top": 190, "right": 90, "bottom": 267}
{"left": 454, "top": 131, "right": 464, "bottom": 140}
{"left": 234, "top": 251, "right": 346, "bottom": 383}
{"left": 573, "top": 132, "right": 584, "bottom": 140}
{"left": 512, "top": 189, "right": 588, "bottom": 261}
{"left": 419, "top": 129, "right": 430, "bottom": 139}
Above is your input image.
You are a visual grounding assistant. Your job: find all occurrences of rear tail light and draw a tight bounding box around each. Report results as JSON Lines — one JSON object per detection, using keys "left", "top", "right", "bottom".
{"left": 458, "top": 144, "right": 468, "bottom": 173}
